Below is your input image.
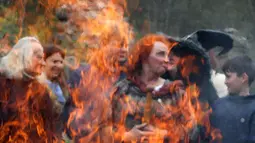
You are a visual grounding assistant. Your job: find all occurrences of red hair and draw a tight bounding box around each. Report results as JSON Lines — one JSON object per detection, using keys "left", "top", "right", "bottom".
{"left": 128, "top": 34, "right": 170, "bottom": 75}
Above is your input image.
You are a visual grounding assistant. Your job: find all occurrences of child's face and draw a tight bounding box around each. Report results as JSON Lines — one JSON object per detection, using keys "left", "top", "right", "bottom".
{"left": 224, "top": 72, "right": 246, "bottom": 95}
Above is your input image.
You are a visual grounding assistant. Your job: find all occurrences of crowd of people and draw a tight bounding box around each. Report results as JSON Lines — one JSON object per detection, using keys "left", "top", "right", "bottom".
{"left": 0, "top": 29, "right": 254, "bottom": 143}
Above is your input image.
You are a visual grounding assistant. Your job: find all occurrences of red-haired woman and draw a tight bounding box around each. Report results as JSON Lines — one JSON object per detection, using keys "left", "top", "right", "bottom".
{"left": 111, "top": 34, "right": 183, "bottom": 142}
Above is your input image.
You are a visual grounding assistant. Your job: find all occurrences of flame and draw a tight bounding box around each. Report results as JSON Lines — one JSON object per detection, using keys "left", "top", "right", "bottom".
{"left": 152, "top": 54, "right": 222, "bottom": 143}
{"left": 0, "top": 34, "right": 11, "bottom": 55}
{"left": 0, "top": 0, "right": 223, "bottom": 142}
{"left": 65, "top": 0, "right": 133, "bottom": 142}
{"left": 0, "top": 80, "right": 60, "bottom": 143}
{"left": 108, "top": 52, "right": 222, "bottom": 142}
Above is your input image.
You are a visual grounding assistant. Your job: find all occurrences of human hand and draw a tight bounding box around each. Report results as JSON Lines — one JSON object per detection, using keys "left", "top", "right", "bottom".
{"left": 143, "top": 124, "right": 168, "bottom": 139}
{"left": 122, "top": 123, "right": 154, "bottom": 142}
{"left": 170, "top": 80, "right": 185, "bottom": 96}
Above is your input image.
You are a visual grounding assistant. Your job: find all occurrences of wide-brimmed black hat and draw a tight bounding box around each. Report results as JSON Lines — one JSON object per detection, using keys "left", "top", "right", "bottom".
{"left": 166, "top": 29, "right": 233, "bottom": 56}
{"left": 162, "top": 29, "right": 233, "bottom": 83}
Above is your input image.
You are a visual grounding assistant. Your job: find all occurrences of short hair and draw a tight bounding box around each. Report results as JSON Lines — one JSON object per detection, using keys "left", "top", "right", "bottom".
{"left": 222, "top": 55, "right": 255, "bottom": 85}
{"left": 43, "top": 44, "right": 65, "bottom": 60}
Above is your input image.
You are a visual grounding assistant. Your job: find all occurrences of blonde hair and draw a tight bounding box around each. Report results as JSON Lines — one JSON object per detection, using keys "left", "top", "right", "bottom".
{"left": 0, "top": 36, "right": 41, "bottom": 79}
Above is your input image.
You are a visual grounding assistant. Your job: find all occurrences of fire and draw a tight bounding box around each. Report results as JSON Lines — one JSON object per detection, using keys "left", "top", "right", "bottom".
{"left": 0, "top": 80, "right": 60, "bottom": 143}
{"left": 0, "top": 0, "right": 222, "bottom": 143}
{"left": 156, "top": 55, "right": 223, "bottom": 143}
{"left": 107, "top": 52, "right": 222, "bottom": 143}
{"left": 65, "top": 0, "right": 133, "bottom": 142}
{"left": 0, "top": 34, "right": 11, "bottom": 56}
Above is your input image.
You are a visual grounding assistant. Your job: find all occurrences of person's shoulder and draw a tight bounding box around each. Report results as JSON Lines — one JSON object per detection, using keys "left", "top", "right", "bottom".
{"left": 115, "top": 78, "right": 130, "bottom": 89}
{"left": 114, "top": 78, "right": 132, "bottom": 96}
{"left": 244, "top": 94, "right": 255, "bottom": 99}
{"left": 215, "top": 95, "right": 230, "bottom": 102}
{"left": 213, "top": 95, "right": 247, "bottom": 103}
{"left": 241, "top": 94, "right": 255, "bottom": 104}
{"left": 74, "top": 64, "right": 91, "bottom": 73}
{"left": 68, "top": 64, "right": 91, "bottom": 87}
{"left": 0, "top": 73, "right": 6, "bottom": 80}
{"left": 213, "top": 95, "right": 255, "bottom": 107}
{"left": 225, "top": 94, "right": 255, "bottom": 101}
{"left": 212, "top": 96, "right": 231, "bottom": 108}
{"left": 0, "top": 72, "right": 12, "bottom": 85}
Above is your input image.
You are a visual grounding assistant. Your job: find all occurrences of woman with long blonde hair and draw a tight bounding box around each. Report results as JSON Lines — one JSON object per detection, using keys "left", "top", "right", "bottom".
{"left": 0, "top": 37, "right": 59, "bottom": 142}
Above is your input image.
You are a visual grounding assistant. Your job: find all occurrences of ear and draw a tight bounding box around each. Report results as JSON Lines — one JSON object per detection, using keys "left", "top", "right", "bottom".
{"left": 241, "top": 73, "right": 249, "bottom": 84}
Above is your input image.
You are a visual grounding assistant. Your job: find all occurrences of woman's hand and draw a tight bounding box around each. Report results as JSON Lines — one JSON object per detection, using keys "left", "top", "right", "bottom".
{"left": 143, "top": 124, "right": 168, "bottom": 139}
{"left": 122, "top": 123, "right": 154, "bottom": 142}
{"left": 170, "top": 80, "right": 185, "bottom": 97}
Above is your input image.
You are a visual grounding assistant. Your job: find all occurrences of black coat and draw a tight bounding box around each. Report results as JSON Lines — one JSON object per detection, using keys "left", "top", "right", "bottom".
{"left": 0, "top": 75, "right": 58, "bottom": 142}
{"left": 210, "top": 95, "right": 255, "bottom": 143}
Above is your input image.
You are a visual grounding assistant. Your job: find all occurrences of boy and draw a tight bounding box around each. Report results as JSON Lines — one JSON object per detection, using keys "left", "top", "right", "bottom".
{"left": 210, "top": 55, "right": 255, "bottom": 143}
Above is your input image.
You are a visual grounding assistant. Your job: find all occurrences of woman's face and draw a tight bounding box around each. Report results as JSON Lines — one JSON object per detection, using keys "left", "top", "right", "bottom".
{"left": 44, "top": 52, "right": 64, "bottom": 80}
{"left": 146, "top": 41, "right": 169, "bottom": 76}
{"left": 27, "top": 42, "right": 45, "bottom": 75}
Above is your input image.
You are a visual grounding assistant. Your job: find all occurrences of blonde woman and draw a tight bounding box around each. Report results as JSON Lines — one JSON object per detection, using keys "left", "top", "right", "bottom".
{"left": 0, "top": 37, "right": 59, "bottom": 142}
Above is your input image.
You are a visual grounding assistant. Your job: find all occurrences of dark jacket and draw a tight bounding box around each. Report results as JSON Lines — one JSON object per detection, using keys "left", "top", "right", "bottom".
{"left": 68, "top": 64, "right": 91, "bottom": 88}
{"left": 210, "top": 95, "right": 255, "bottom": 143}
{"left": 63, "top": 67, "right": 118, "bottom": 142}
{"left": 0, "top": 75, "right": 59, "bottom": 142}
{"left": 68, "top": 64, "right": 126, "bottom": 89}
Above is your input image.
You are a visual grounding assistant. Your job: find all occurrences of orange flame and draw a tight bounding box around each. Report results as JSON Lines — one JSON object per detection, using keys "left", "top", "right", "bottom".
{"left": 0, "top": 0, "right": 222, "bottom": 142}
{"left": 65, "top": 0, "right": 133, "bottom": 143}
{"left": 0, "top": 80, "right": 60, "bottom": 142}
